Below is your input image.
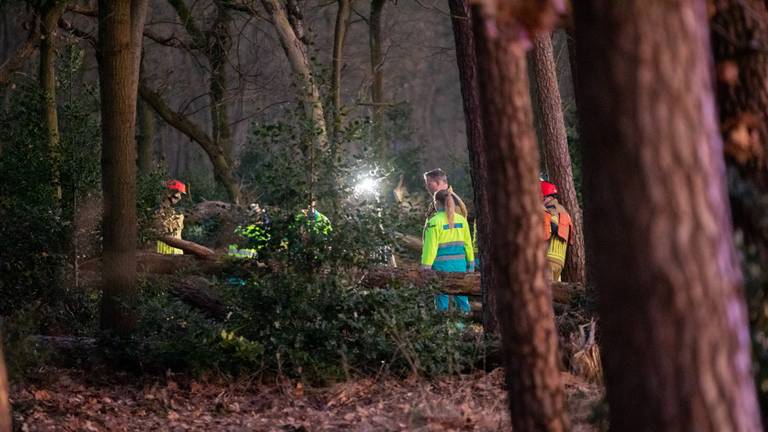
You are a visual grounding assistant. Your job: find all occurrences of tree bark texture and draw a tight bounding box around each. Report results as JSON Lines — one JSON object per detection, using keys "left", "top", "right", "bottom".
{"left": 574, "top": 1, "right": 763, "bottom": 430}
{"left": 531, "top": 33, "right": 586, "bottom": 285}
{"left": 98, "top": 0, "right": 149, "bottom": 336}
{"left": 0, "top": 335, "right": 9, "bottom": 432}
{"left": 40, "top": 3, "right": 65, "bottom": 205}
{"left": 472, "top": 8, "right": 567, "bottom": 432}
{"left": 139, "top": 83, "right": 242, "bottom": 204}
{"left": 710, "top": 0, "right": 768, "bottom": 259}
{"left": 136, "top": 97, "right": 156, "bottom": 174}
{"left": 370, "top": 0, "right": 386, "bottom": 158}
{"left": 447, "top": 0, "right": 498, "bottom": 333}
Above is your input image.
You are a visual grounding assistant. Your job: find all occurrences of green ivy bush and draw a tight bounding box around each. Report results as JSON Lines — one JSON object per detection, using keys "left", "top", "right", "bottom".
{"left": 123, "top": 270, "right": 487, "bottom": 382}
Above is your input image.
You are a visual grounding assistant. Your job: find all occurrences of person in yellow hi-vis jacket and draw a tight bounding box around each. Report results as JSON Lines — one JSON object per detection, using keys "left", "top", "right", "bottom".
{"left": 541, "top": 180, "right": 573, "bottom": 281}
{"left": 421, "top": 189, "right": 475, "bottom": 313}
{"left": 155, "top": 180, "right": 186, "bottom": 255}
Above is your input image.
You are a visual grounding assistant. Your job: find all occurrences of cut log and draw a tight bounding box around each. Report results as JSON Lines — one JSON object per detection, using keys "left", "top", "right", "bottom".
{"left": 361, "top": 266, "right": 579, "bottom": 304}
{"left": 158, "top": 236, "right": 217, "bottom": 259}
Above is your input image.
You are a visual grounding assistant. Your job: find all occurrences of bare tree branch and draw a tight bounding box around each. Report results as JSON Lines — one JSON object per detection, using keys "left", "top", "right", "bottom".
{"left": 143, "top": 28, "right": 186, "bottom": 48}
{"left": 139, "top": 83, "right": 216, "bottom": 157}
{"left": 139, "top": 82, "right": 242, "bottom": 203}
{"left": 65, "top": 4, "right": 97, "bottom": 17}
{"left": 220, "top": 0, "right": 269, "bottom": 21}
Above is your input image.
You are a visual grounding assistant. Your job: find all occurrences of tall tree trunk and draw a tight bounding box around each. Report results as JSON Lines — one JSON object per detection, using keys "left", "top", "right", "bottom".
{"left": 136, "top": 97, "right": 156, "bottom": 174}
{"left": 40, "top": 3, "right": 65, "bottom": 205}
{"left": 447, "top": 0, "right": 498, "bottom": 333}
{"left": 472, "top": 7, "right": 567, "bottom": 431}
{"left": 574, "top": 1, "right": 763, "bottom": 430}
{"left": 531, "top": 33, "right": 586, "bottom": 285}
{"left": 370, "top": 0, "right": 386, "bottom": 158}
{"left": 98, "top": 0, "right": 149, "bottom": 336}
{"left": 330, "top": 0, "right": 350, "bottom": 118}
{"left": 208, "top": 4, "right": 234, "bottom": 164}
{"left": 711, "top": 0, "right": 768, "bottom": 259}
{"left": 0, "top": 334, "right": 9, "bottom": 432}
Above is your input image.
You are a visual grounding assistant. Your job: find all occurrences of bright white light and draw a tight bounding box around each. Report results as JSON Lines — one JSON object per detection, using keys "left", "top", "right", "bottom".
{"left": 354, "top": 177, "right": 380, "bottom": 196}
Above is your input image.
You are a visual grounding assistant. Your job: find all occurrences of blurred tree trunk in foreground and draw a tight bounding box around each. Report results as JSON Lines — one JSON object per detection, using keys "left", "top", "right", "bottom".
{"left": 574, "top": 0, "right": 763, "bottom": 430}
{"left": 531, "top": 33, "right": 586, "bottom": 285}
{"left": 0, "top": 337, "right": 9, "bottom": 432}
{"left": 447, "top": 0, "right": 499, "bottom": 333}
{"left": 472, "top": 4, "right": 567, "bottom": 430}
{"left": 98, "top": 0, "right": 149, "bottom": 336}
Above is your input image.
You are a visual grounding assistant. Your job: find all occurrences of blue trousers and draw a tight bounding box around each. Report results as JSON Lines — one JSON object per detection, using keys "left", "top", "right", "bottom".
{"left": 435, "top": 294, "right": 470, "bottom": 313}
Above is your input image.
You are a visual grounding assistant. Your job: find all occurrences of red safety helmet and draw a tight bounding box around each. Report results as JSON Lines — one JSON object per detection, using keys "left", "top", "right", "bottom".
{"left": 166, "top": 179, "right": 187, "bottom": 194}
{"left": 540, "top": 180, "right": 557, "bottom": 197}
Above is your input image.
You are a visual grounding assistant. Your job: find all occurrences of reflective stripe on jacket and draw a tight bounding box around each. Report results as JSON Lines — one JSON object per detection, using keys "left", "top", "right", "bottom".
{"left": 421, "top": 211, "right": 474, "bottom": 272}
{"left": 157, "top": 241, "right": 183, "bottom": 255}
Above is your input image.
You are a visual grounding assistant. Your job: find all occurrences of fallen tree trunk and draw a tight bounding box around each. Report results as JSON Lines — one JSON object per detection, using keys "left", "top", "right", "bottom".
{"left": 361, "top": 267, "right": 579, "bottom": 304}
{"left": 158, "top": 236, "right": 217, "bottom": 259}
{"left": 156, "top": 275, "right": 227, "bottom": 320}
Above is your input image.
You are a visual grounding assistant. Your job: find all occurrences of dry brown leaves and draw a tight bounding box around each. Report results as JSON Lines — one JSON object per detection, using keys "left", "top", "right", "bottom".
{"left": 12, "top": 368, "right": 603, "bottom": 431}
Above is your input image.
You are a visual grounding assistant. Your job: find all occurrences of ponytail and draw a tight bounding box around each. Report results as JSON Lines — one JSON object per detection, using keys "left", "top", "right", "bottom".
{"left": 445, "top": 193, "right": 456, "bottom": 228}
{"left": 434, "top": 190, "right": 456, "bottom": 228}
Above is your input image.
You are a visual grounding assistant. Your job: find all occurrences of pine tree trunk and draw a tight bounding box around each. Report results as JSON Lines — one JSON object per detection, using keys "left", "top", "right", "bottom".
{"left": 574, "top": 1, "right": 763, "bottom": 430}
{"left": 447, "top": 0, "right": 498, "bottom": 333}
{"left": 98, "top": 0, "right": 149, "bottom": 336}
{"left": 531, "top": 33, "right": 586, "bottom": 285}
{"left": 40, "top": 3, "right": 65, "bottom": 205}
{"left": 370, "top": 0, "right": 386, "bottom": 158}
{"left": 0, "top": 335, "right": 9, "bottom": 432}
{"left": 472, "top": 7, "right": 567, "bottom": 431}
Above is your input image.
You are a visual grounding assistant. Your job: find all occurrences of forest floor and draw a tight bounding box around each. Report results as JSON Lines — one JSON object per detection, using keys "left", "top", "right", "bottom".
{"left": 11, "top": 367, "right": 605, "bottom": 431}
